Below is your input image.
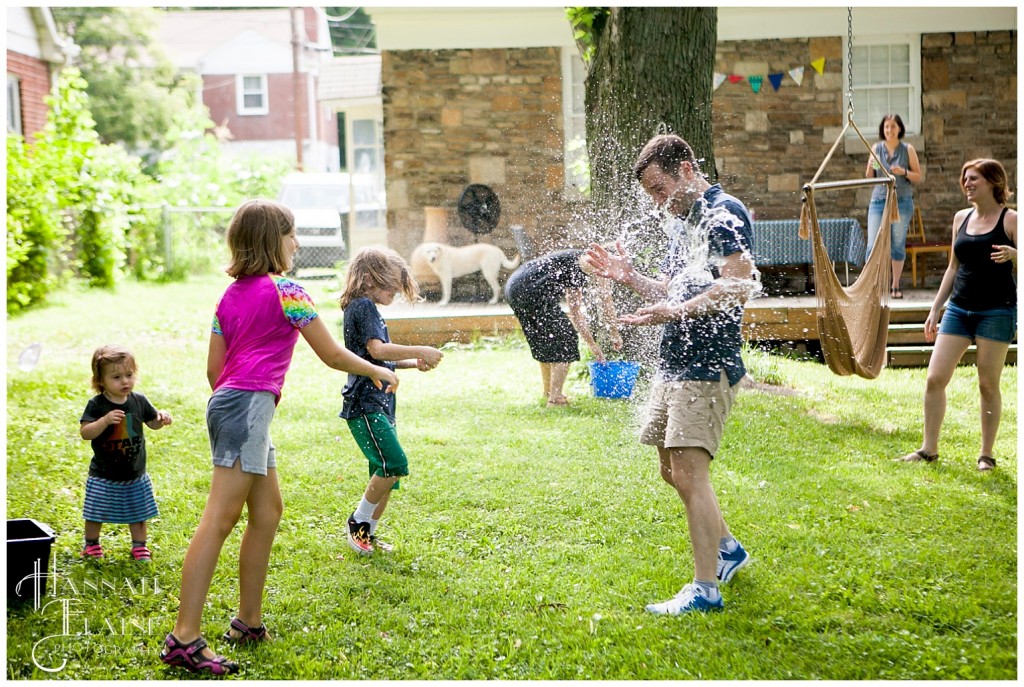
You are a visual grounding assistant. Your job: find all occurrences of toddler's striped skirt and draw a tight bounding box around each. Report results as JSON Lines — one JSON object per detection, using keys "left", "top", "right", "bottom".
{"left": 83, "top": 473, "right": 159, "bottom": 523}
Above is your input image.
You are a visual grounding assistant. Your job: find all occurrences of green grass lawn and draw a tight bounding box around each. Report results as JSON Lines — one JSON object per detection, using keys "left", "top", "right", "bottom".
{"left": 6, "top": 275, "right": 1017, "bottom": 680}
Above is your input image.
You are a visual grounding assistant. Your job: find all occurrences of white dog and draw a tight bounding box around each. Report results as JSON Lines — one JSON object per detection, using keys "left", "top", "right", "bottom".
{"left": 419, "top": 242, "right": 520, "bottom": 305}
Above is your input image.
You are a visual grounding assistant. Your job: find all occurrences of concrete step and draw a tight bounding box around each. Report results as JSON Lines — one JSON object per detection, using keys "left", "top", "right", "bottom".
{"left": 887, "top": 343, "right": 1017, "bottom": 368}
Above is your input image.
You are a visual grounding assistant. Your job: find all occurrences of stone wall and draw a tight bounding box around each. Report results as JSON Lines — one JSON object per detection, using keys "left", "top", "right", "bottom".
{"left": 383, "top": 32, "right": 1016, "bottom": 288}
{"left": 713, "top": 32, "right": 1017, "bottom": 284}
{"left": 381, "top": 47, "right": 584, "bottom": 263}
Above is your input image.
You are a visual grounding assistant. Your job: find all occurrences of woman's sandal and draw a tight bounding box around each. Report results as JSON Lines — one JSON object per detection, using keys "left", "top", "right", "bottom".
{"left": 160, "top": 633, "right": 239, "bottom": 675}
{"left": 897, "top": 449, "right": 938, "bottom": 463}
{"left": 223, "top": 616, "right": 272, "bottom": 644}
{"left": 977, "top": 455, "right": 997, "bottom": 472}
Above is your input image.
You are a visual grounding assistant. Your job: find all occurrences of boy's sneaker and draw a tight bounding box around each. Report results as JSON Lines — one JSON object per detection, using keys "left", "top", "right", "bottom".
{"left": 717, "top": 540, "right": 750, "bottom": 584}
{"left": 346, "top": 515, "right": 374, "bottom": 556}
{"left": 645, "top": 584, "right": 724, "bottom": 616}
{"left": 81, "top": 543, "right": 103, "bottom": 559}
{"left": 131, "top": 545, "right": 152, "bottom": 562}
{"left": 369, "top": 535, "right": 393, "bottom": 554}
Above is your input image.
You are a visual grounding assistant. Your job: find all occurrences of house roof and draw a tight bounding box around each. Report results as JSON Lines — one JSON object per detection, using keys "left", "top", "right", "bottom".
{"left": 156, "top": 8, "right": 331, "bottom": 72}
{"left": 369, "top": 7, "right": 1016, "bottom": 50}
{"left": 6, "top": 7, "right": 70, "bottom": 64}
{"left": 318, "top": 55, "right": 381, "bottom": 102}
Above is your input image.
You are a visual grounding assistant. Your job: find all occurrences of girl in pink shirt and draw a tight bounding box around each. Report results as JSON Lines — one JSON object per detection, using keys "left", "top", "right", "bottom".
{"left": 161, "top": 200, "right": 397, "bottom": 675}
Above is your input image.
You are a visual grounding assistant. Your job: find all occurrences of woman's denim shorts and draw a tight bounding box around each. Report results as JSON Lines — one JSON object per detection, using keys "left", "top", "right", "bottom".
{"left": 939, "top": 302, "right": 1017, "bottom": 344}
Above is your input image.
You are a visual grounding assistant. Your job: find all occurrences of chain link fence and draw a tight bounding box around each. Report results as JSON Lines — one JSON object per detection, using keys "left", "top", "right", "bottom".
{"left": 153, "top": 205, "right": 234, "bottom": 278}
{"left": 132, "top": 205, "right": 344, "bottom": 279}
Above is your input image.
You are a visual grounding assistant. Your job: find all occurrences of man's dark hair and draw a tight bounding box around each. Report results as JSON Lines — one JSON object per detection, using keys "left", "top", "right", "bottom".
{"left": 633, "top": 134, "right": 698, "bottom": 180}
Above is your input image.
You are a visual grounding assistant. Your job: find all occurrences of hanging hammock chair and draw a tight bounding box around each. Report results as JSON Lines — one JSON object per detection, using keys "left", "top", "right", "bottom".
{"left": 797, "top": 107, "right": 897, "bottom": 379}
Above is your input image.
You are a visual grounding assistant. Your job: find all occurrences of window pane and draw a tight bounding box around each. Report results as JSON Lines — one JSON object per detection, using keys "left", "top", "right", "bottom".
{"left": 244, "top": 93, "right": 263, "bottom": 108}
{"left": 7, "top": 78, "right": 21, "bottom": 134}
{"left": 352, "top": 119, "right": 376, "bottom": 145}
{"left": 891, "top": 48, "right": 911, "bottom": 83}
{"left": 868, "top": 48, "right": 890, "bottom": 85}
{"left": 889, "top": 86, "right": 911, "bottom": 117}
{"left": 570, "top": 56, "right": 586, "bottom": 115}
{"left": 243, "top": 75, "right": 262, "bottom": 92}
{"left": 852, "top": 46, "right": 869, "bottom": 84}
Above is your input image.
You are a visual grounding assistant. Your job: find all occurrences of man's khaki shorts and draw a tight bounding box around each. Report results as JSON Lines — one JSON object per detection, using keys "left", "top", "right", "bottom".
{"left": 639, "top": 371, "right": 738, "bottom": 457}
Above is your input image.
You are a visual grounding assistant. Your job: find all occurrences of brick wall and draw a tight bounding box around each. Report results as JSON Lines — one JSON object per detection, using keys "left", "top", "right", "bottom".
{"left": 202, "top": 73, "right": 310, "bottom": 142}
{"left": 7, "top": 51, "right": 53, "bottom": 140}
{"left": 381, "top": 47, "right": 581, "bottom": 261}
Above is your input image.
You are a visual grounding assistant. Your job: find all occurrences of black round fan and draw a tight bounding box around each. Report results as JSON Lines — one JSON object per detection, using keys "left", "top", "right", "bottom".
{"left": 457, "top": 184, "right": 501, "bottom": 235}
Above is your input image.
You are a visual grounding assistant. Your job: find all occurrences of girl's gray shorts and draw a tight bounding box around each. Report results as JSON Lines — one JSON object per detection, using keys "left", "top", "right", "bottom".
{"left": 207, "top": 388, "right": 277, "bottom": 475}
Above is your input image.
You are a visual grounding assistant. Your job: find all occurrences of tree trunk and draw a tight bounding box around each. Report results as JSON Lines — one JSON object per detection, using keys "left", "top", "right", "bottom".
{"left": 585, "top": 7, "right": 717, "bottom": 224}
{"left": 580, "top": 7, "right": 717, "bottom": 364}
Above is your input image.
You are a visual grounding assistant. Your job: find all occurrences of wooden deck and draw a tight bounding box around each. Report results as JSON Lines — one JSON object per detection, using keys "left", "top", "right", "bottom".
{"left": 377, "top": 290, "right": 1014, "bottom": 368}
{"left": 378, "top": 290, "right": 930, "bottom": 346}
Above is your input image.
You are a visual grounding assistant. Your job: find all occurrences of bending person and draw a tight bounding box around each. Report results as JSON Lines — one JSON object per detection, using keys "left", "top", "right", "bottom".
{"left": 899, "top": 159, "right": 1016, "bottom": 471}
{"left": 586, "top": 133, "right": 759, "bottom": 616}
{"left": 504, "top": 249, "right": 621, "bottom": 406}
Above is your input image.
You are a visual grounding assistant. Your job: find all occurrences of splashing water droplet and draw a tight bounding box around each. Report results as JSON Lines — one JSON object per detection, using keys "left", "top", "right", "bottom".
{"left": 18, "top": 342, "right": 41, "bottom": 372}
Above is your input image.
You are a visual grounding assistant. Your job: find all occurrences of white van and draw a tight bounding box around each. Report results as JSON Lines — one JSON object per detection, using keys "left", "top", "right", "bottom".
{"left": 277, "top": 173, "right": 348, "bottom": 269}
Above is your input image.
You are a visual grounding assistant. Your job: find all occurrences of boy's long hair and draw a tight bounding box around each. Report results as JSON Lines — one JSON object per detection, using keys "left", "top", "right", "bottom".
{"left": 339, "top": 247, "right": 421, "bottom": 309}
{"left": 91, "top": 344, "right": 137, "bottom": 393}
{"left": 225, "top": 199, "right": 295, "bottom": 278}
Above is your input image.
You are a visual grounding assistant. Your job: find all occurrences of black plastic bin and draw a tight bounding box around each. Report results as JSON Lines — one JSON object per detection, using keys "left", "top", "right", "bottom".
{"left": 7, "top": 518, "right": 56, "bottom": 603}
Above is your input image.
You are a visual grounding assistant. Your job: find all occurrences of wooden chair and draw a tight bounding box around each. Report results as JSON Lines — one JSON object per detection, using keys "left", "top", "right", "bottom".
{"left": 905, "top": 206, "right": 950, "bottom": 288}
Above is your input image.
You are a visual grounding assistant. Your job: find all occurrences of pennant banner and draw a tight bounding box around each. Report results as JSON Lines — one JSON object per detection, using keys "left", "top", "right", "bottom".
{"left": 788, "top": 66, "right": 804, "bottom": 86}
{"left": 713, "top": 59, "right": 817, "bottom": 93}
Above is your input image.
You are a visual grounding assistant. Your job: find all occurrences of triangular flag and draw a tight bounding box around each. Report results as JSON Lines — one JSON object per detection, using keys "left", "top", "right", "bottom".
{"left": 810, "top": 58, "right": 826, "bottom": 75}
{"left": 789, "top": 66, "right": 804, "bottom": 86}
{"left": 727, "top": 74, "right": 744, "bottom": 84}
{"left": 768, "top": 73, "right": 784, "bottom": 91}
{"left": 748, "top": 75, "right": 763, "bottom": 93}
{"left": 713, "top": 72, "right": 727, "bottom": 91}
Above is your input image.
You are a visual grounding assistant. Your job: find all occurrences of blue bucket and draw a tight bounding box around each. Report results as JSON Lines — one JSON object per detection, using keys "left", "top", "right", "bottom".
{"left": 589, "top": 361, "right": 640, "bottom": 399}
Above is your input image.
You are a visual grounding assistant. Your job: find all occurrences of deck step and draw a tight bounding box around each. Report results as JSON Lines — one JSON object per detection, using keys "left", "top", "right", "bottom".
{"left": 887, "top": 343, "right": 1017, "bottom": 368}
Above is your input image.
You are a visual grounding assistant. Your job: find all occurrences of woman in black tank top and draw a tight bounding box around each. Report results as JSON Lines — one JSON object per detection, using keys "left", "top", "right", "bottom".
{"left": 898, "top": 159, "right": 1016, "bottom": 471}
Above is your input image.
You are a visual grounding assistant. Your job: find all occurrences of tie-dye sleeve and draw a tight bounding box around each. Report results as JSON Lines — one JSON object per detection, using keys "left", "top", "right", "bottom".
{"left": 272, "top": 275, "right": 319, "bottom": 329}
{"left": 212, "top": 314, "right": 222, "bottom": 336}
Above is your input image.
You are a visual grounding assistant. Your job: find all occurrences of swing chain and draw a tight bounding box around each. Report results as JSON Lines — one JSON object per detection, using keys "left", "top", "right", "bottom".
{"left": 846, "top": 7, "right": 855, "bottom": 120}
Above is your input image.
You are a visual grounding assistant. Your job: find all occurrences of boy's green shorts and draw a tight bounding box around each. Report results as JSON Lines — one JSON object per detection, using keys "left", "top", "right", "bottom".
{"left": 346, "top": 412, "right": 409, "bottom": 488}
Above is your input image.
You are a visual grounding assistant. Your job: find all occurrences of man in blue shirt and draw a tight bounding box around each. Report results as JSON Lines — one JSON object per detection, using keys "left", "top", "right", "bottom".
{"left": 586, "top": 134, "right": 758, "bottom": 615}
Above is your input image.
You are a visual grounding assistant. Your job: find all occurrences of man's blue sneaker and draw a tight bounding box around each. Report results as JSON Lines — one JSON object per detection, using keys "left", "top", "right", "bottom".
{"left": 645, "top": 584, "right": 724, "bottom": 616}
{"left": 717, "top": 541, "right": 750, "bottom": 584}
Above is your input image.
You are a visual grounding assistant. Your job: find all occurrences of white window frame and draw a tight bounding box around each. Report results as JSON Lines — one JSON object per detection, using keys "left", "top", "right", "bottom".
{"left": 560, "top": 47, "right": 589, "bottom": 198}
{"left": 235, "top": 74, "right": 268, "bottom": 116}
{"left": 8, "top": 75, "right": 23, "bottom": 135}
{"left": 843, "top": 33, "right": 921, "bottom": 138}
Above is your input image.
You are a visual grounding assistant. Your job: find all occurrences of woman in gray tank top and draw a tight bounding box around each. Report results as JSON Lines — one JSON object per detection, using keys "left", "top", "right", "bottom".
{"left": 863, "top": 113, "right": 922, "bottom": 298}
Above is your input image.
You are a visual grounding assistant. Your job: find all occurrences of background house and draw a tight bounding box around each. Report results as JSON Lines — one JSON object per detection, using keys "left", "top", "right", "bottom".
{"left": 368, "top": 7, "right": 1016, "bottom": 286}
{"left": 318, "top": 54, "right": 387, "bottom": 246}
{"left": 7, "top": 6, "right": 71, "bottom": 140}
{"left": 155, "top": 7, "right": 338, "bottom": 172}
